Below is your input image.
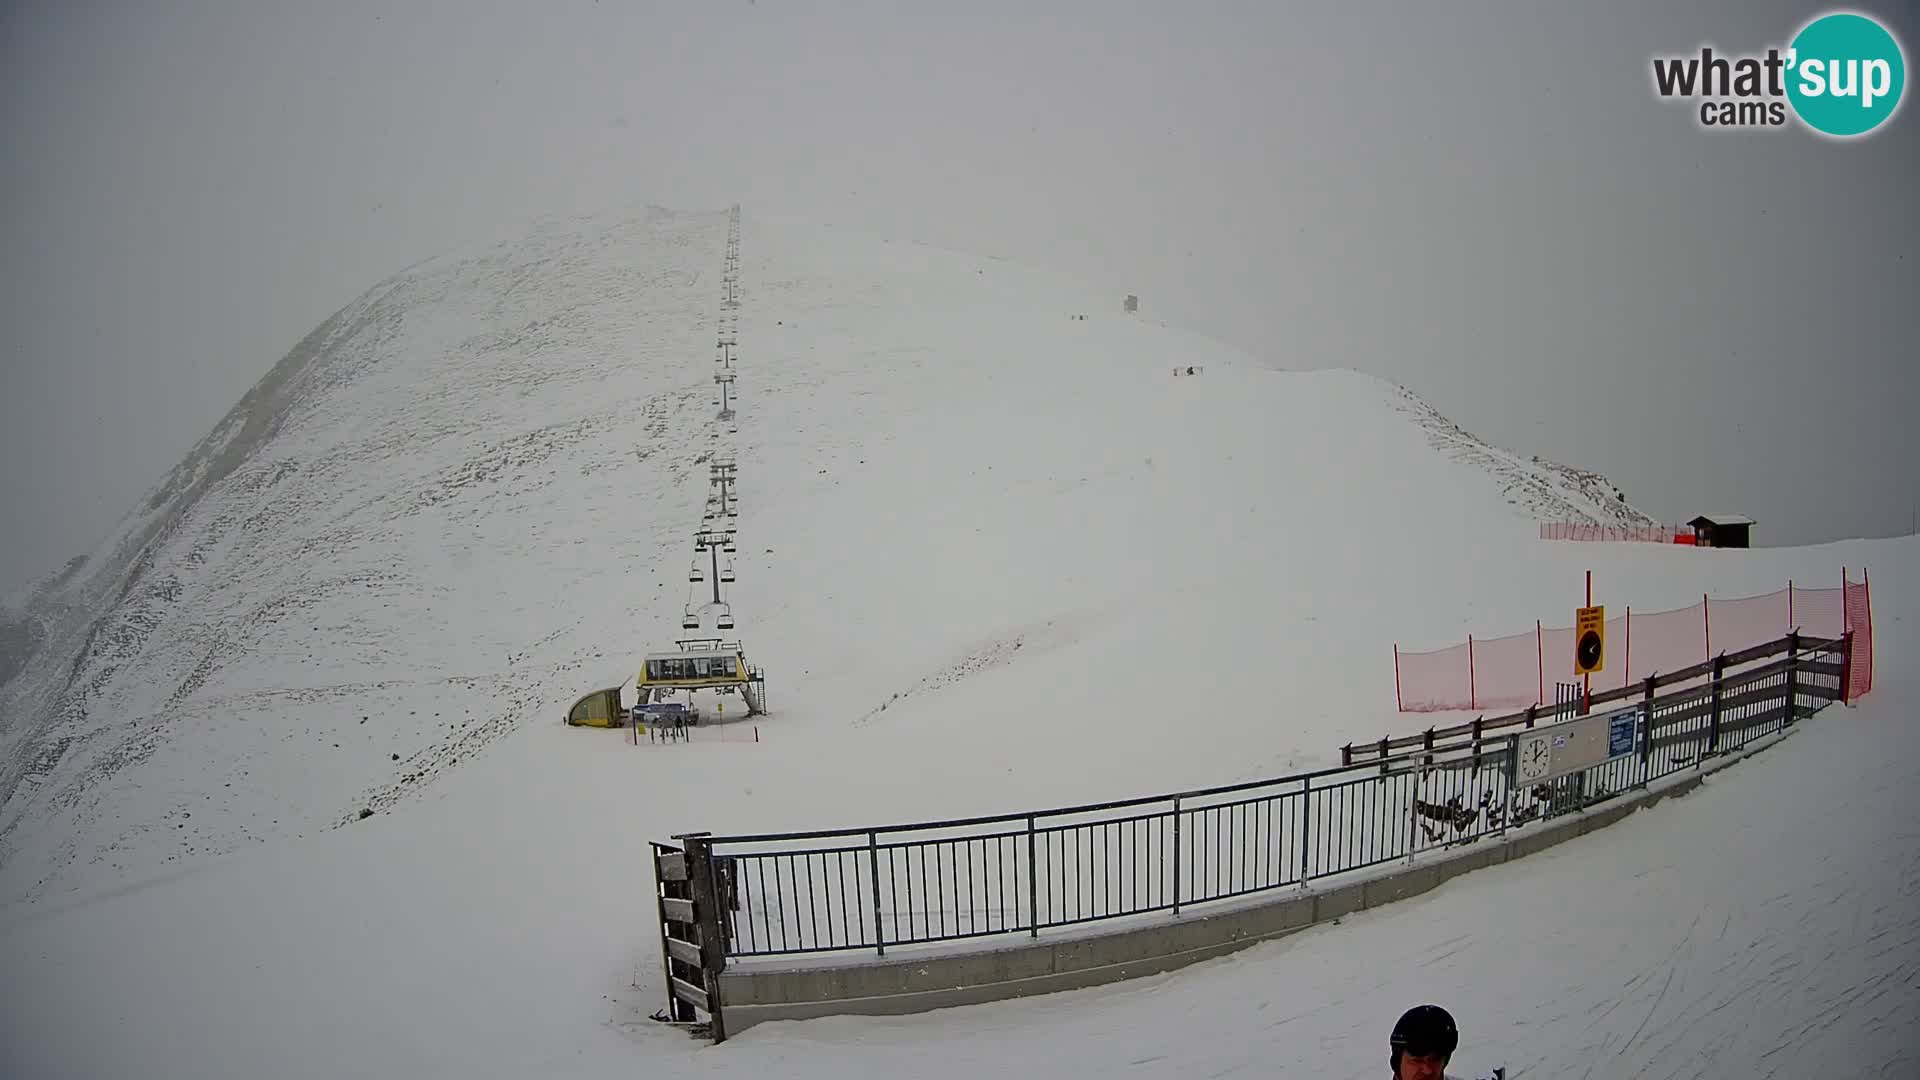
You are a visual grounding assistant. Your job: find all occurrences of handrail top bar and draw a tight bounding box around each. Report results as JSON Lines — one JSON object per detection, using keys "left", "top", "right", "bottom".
{"left": 705, "top": 738, "right": 1509, "bottom": 846}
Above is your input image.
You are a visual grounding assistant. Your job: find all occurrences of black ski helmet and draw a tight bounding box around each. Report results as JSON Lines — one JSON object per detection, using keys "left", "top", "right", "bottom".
{"left": 1390, "top": 1004, "right": 1458, "bottom": 1061}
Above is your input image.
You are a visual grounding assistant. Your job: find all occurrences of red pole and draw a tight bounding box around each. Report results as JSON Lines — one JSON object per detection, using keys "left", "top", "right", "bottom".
{"left": 1864, "top": 568, "right": 1874, "bottom": 694}
{"left": 1584, "top": 571, "right": 1592, "bottom": 711}
{"left": 1788, "top": 579, "right": 1795, "bottom": 630}
{"left": 1394, "top": 644, "right": 1404, "bottom": 712}
{"left": 1468, "top": 635, "right": 1477, "bottom": 711}
{"left": 1624, "top": 606, "right": 1632, "bottom": 690}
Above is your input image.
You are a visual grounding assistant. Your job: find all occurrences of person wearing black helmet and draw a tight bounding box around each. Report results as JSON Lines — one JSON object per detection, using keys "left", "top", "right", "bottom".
{"left": 1389, "top": 1004, "right": 1460, "bottom": 1080}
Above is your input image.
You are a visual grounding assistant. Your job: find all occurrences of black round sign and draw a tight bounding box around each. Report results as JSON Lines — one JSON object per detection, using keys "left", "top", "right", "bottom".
{"left": 1577, "top": 630, "right": 1603, "bottom": 670}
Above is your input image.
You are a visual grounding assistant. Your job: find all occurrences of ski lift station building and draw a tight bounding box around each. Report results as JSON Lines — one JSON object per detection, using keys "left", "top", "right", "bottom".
{"left": 563, "top": 640, "right": 767, "bottom": 726}
{"left": 636, "top": 639, "right": 767, "bottom": 716}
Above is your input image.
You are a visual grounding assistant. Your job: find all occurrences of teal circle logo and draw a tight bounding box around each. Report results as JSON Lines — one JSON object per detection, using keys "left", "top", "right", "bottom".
{"left": 1786, "top": 12, "right": 1906, "bottom": 137}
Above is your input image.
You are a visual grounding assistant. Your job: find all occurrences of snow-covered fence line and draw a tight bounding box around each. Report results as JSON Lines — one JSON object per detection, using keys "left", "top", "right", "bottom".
{"left": 1394, "top": 571, "right": 1873, "bottom": 713}
{"left": 652, "top": 634, "right": 1848, "bottom": 984}
{"left": 1360, "top": 626, "right": 1864, "bottom": 764}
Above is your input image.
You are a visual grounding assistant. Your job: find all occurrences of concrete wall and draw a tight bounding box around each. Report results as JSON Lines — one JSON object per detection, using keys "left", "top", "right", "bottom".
{"left": 716, "top": 732, "right": 1783, "bottom": 1037}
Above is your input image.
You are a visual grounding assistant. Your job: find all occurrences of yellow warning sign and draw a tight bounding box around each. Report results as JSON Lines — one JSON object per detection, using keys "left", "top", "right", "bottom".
{"left": 1575, "top": 605, "right": 1605, "bottom": 675}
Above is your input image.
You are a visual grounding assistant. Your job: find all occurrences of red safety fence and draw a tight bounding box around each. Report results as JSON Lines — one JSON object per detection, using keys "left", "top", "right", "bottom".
{"left": 1539, "top": 522, "right": 1689, "bottom": 543}
{"left": 1395, "top": 570, "right": 1874, "bottom": 712}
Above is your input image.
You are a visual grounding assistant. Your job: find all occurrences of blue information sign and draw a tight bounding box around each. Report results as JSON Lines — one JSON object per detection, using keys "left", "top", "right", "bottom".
{"left": 1607, "top": 709, "right": 1637, "bottom": 759}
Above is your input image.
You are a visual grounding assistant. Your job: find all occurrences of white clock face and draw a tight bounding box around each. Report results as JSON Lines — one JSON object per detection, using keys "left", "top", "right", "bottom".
{"left": 1518, "top": 734, "right": 1552, "bottom": 782}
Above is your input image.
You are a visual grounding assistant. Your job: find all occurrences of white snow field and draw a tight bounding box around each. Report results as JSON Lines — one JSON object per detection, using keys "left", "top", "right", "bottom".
{"left": 1, "top": 205, "right": 1912, "bottom": 1078}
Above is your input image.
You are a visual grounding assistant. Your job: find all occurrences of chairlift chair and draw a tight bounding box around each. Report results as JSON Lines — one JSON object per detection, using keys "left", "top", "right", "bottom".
{"left": 720, "top": 563, "right": 736, "bottom": 583}
{"left": 716, "top": 607, "right": 736, "bottom": 631}
{"left": 681, "top": 609, "right": 700, "bottom": 630}
{"left": 689, "top": 563, "right": 705, "bottom": 583}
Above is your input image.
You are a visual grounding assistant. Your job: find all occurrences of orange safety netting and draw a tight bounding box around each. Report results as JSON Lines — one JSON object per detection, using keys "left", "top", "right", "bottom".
{"left": 1539, "top": 522, "right": 1686, "bottom": 543}
{"left": 1395, "top": 573, "right": 1873, "bottom": 712}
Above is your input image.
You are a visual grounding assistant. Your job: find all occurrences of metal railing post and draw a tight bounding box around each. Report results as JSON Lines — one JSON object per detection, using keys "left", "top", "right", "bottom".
{"left": 867, "top": 830, "right": 884, "bottom": 957}
{"left": 1026, "top": 815, "right": 1039, "bottom": 937}
{"left": 1504, "top": 733, "right": 1519, "bottom": 831}
{"left": 1406, "top": 763, "right": 1420, "bottom": 863}
{"left": 1297, "top": 778, "right": 1311, "bottom": 886}
{"left": 1171, "top": 796, "right": 1183, "bottom": 914}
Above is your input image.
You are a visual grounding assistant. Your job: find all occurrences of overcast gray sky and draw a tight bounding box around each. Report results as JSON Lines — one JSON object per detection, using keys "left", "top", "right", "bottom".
{"left": 3, "top": 0, "right": 1915, "bottom": 591}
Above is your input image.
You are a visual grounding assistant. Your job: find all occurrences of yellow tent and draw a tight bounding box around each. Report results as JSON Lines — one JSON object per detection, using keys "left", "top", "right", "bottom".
{"left": 564, "top": 686, "right": 626, "bottom": 727}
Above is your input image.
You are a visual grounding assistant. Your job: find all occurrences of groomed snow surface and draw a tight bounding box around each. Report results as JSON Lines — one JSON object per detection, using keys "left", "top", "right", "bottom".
{"left": 1, "top": 207, "right": 1914, "bottom": 1077}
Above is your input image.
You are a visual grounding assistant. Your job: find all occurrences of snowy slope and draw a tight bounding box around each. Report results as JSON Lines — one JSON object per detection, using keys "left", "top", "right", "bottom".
{"left": 0, "top": 203, "right": 1912, "bottom": 1078}
{"left": 0, "top": 205, "right": 1678, "bottom": 910}
{"left": 1, "top": 555, "right": 1908, "bottom": 1080}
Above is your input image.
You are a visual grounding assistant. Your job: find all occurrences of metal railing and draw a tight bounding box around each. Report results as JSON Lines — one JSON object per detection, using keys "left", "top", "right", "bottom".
{"left": 656, "top": 633, "right": 1848, "bottom": 964}
{"left": 1356, "top": 629, "right": 1851, "bottom": 763}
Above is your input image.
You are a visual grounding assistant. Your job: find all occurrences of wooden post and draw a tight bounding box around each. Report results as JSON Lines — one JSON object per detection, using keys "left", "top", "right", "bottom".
{"left": 1707, "top": 654, "right": 1726, "bottom": 759}
{"left": 683, "top": 826, "right": 725, "bottom": 1037}
{"left": 1783, "top": 631, "right": 1800, "bottom": 727}
{"left": 1468, "top": 635, "right": 1477, "bottom": 711}
{"left": 1639, "top": 674, "right": 1657, "bottom": 786}
{"left": 1394, "top": 644, "right": 1403, "bottom": 712}
{"left": 1839, "top": 629, "right": 1854, "bottom": 704}
{"left": 1703, "top": 593, "right": 1711, "bottom": 663}
{"left": 679, "top": 833, "right": 728, "bottom": 1042}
